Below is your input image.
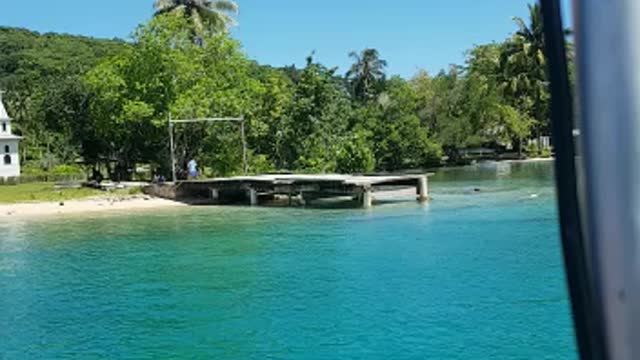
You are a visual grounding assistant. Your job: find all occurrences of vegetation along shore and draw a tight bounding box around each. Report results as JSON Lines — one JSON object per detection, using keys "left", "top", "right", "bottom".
{"left": 0, "top": 2, "right": 560, "bottom": 186}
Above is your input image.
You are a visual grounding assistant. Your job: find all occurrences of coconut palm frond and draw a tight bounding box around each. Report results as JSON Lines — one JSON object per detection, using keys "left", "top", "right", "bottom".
{"left": 154, "top": 0, "right": 175, "bottom": 12}
{"left": 152, "top": 0, "right": 238, "bottom": 38}
{"left": 191, "top": 8, "right": 205, "bottom": 33}
{"left": 346, "top": 48, "right": 388, "bottom": 101}
{"left": 212, "top": 0, "right": 239, "bottom": 14}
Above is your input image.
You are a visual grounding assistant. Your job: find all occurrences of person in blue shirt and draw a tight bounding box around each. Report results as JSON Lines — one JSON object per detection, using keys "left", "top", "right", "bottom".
{"left": 187, "top": 159, "right": 199, "bottom": 179}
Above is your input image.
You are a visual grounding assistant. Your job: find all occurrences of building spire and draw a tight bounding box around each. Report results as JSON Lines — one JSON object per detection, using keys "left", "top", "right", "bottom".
{"left": 0, "top": 90, "right": 9, "bottom": 120}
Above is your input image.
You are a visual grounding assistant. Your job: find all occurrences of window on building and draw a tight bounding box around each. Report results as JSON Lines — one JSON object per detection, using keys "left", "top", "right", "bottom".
{"left": 3, "top": 154, "right": 10, "bottom": 165}
{"left": 1, "top": 122, "right": 6, "bottom": 132}
{"left": 4, "top": 145, "right": 9, "bottom": 153}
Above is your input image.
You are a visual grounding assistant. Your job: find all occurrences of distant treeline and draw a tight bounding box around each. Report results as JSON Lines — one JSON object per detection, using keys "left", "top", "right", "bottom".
{"left": 0, "top": 3, "right": 563, "bottom": 180}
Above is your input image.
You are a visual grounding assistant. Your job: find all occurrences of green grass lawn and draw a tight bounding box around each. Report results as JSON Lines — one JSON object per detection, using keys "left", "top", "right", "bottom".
{"left": 0, "top": 183, "right": 136, "bottom": 204}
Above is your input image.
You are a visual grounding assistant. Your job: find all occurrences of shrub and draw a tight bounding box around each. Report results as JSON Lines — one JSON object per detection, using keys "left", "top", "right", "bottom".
{"left": 4, "top": 176, "right": 19, "bottom": 185}
{"left": 524, "top": 143, "right": 541, "bottom": 158}
{"left": 336, "top": 134, "right": 375, "bottom": 174}
{"left": 22, "top": 162, "right": 48, "bottom": 177}
{"left": 50, "top": 164, "right": 85, "bottom": 176}
{"left": 248, "top": 154, "right": 275, "bottom": 175}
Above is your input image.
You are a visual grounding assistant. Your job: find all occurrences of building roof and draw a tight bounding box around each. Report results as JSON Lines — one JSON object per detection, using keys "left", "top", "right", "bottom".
{"left": 0, "top": 91, "right": 10, "bottom": 120}
{"left": 0, "top": 92, "right": 20, "bottom": 140}
{"left": 0, "top": 101, "right": 8, "bottom": 120}
{"left": 0, "top": 91, "right": 22, "bottom": 143}
{"left": 0, "top": 134, "right": 22, "bottom": 140}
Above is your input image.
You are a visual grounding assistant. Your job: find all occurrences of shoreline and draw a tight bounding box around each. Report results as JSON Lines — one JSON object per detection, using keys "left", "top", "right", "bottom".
{"left": 0, "top": 158, "right": 554, "bottom": 219}
{"left": 504, "top": 157, "right": 554, "bottom": 163}
{"left": 0, "top": 195, "right": 187, "bottom": 219}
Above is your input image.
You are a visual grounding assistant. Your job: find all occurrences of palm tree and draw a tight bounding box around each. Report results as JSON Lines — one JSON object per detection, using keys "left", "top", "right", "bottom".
{"left": 499, "top": 3, "right": 549, "bottom": 138}
{"left": 346, "top": 49, "right": 388, "bottom": 101}
{"left": 153, "top": 0, "right": 239, "bottom": 34}
{"left": 506, "top": 3, "right": 546, "bottom": 91}
{"left": 512, "top": 4, "right": 545, "bottom": 62}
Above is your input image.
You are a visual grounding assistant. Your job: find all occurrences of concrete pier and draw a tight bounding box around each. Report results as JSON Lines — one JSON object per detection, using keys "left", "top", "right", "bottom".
{"left": 156, "top": 173, "right": 433, "bottom": 208}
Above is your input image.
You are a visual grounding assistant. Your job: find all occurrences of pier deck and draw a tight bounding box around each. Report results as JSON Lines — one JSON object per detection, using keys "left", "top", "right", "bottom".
{"left": 171, "top": 173, "right": 432, "bottom": 208}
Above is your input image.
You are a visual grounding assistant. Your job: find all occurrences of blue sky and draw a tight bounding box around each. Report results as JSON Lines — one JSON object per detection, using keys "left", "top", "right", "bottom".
{"left": 1, "top": 0, "right": 572, "bottom": 78}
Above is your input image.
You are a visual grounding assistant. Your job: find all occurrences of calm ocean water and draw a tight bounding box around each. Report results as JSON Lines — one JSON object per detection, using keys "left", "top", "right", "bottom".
{"left": 0, "top": 161, "right": 577, "bottom": 359}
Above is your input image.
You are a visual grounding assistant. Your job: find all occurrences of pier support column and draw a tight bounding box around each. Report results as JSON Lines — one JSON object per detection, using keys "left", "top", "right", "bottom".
{"left": 417, "top": 175, "right": 429, "bottom": 202}
{"left": 362, "top": 188, "right": 373, "bottom": 209}
{"left": 248, "top": 188, "right": 258, "bottom": 206}
{"left": 210, "top": 188, "right": 219, "bottom": 201}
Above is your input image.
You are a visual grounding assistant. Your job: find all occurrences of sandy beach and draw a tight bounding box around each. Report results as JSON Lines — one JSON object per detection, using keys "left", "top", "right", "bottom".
{"left": 0, "top": 195, "right": 186, "bottom": 218}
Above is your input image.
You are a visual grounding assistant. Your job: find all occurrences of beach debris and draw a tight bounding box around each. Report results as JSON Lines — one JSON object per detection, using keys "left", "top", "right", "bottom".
{"left": 59, "top": 202, "right": 65, "bottom": 206}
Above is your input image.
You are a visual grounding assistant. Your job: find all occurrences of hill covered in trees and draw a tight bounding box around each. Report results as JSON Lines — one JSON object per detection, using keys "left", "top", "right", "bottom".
{"left": 0, "top": 26, "right": 128, "bottom": 173}
{"left": 0, "top": 3, "right": 554, "bottom": 180}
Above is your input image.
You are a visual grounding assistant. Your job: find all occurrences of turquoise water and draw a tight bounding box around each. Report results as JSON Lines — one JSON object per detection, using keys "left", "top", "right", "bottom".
{"left": 0, "top": 161, "right": 577, "bottom": 359}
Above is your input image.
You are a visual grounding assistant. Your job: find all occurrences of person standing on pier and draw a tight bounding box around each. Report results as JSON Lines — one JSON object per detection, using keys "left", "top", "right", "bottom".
{"left": 187, "top": 158, "right": 199, "bottom": 179}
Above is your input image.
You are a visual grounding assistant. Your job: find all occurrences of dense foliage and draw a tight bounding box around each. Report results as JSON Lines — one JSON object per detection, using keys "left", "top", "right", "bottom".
{"left": 0, "top": 26, "right": 127, "bottom": 170}
{"left": 0, "top": 3, "right": 556, "bottom": 180}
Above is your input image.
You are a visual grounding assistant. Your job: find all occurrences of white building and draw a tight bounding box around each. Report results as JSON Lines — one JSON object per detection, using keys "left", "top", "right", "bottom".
{"left": 0, "top": 92, "right": 21, "bottom": 179}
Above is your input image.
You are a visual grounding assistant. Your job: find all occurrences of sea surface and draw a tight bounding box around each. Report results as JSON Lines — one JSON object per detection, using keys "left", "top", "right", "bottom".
{"left": 0, "top": 160, "right": 577, "bottom": 359}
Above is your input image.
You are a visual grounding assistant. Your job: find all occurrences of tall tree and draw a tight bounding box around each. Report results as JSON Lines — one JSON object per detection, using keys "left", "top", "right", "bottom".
{"left": 499, "top": 3, "right": 549, "bottom": 137}
{"left": 368, "top": 77, "right": 442, "bottom": 170}
{"left": 83, "top": 15, "right": 260, "bottom": 179}
{"left": 346, "top": 48, "right": 387, "bottom": 101}
{"left": 281, "top": 55, "right": 353, "bottom": 172}
{"left": 512, "top": 3, "right": 544, "bottom": 55}
{"left": 153, "top": 0, "right": 238, "bottom": 35}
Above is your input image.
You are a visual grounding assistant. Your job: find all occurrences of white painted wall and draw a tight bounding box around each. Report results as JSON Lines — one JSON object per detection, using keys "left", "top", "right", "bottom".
{"left": 1, "top": 120, "right": 11, "bottom": 135}
{"left": 0, "top": 139, "right": 20, "bottom": 179}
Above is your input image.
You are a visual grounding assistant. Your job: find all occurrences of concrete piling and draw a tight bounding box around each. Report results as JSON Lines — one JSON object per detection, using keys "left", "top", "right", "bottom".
{"left": 248, "top": 188, "right": 258, "bottom": 206}
{"left": 417, "top": 175, "right": 429, "bottom": 202}
{"left": 362, "top": 188, "right": 373, "bottom": 209}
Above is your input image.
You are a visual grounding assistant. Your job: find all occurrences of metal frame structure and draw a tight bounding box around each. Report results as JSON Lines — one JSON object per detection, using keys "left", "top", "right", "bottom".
{"left": 168, "top": 114, "right": 247, "bottom": 182}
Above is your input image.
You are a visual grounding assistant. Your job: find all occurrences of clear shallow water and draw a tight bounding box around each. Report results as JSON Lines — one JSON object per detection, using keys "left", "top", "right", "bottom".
{"left": 0, "top": 161, "right": 577, "bottom": 359}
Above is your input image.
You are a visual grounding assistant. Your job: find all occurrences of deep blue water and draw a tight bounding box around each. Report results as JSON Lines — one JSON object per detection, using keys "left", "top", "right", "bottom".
{"left": 0, "top": 161, "right": 577, "bottom": 359}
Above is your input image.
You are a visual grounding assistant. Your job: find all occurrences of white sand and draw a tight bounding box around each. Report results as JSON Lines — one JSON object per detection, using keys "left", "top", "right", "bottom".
{"left": 0, "top": 196, "right": 186, "bottom": 218}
